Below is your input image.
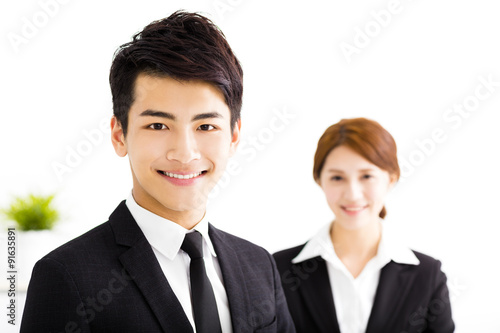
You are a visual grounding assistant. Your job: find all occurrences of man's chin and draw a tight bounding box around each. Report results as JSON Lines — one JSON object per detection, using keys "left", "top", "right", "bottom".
{"left": 158, "top": 197, "right": 207, "bottom": 214}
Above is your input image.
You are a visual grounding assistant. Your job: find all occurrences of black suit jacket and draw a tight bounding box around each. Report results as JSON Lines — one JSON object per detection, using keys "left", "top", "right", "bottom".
{"left": 21, "top": 201, "right": 295, "bottom": 333}
{"left": 273, "top": 244, "right": 454, "bottom": 333}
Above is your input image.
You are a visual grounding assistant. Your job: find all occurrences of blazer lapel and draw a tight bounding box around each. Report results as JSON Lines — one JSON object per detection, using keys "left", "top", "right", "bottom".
{"left": 297, "top": 258, "right": 341, "bottom": 333}
{"left": 365, "top": 261, "right": 417, "bottom": 332}
{"left": 110, "top": 201, "right": 193, "bottom": 333}
{"left": 208, "top": 225, "right": 252, "bottom": 331}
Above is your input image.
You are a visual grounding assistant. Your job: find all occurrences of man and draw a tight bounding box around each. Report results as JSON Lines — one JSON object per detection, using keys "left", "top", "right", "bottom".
{"left": 21, "top": 11, "right": 295, "bottom": 333}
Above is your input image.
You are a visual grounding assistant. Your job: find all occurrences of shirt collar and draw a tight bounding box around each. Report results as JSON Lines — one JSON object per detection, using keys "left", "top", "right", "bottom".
{"left": 125, "top": 193, "right": 217, "bottom": 260}
{"left": 292, "top": 221, "right": 419, "bottom": 266}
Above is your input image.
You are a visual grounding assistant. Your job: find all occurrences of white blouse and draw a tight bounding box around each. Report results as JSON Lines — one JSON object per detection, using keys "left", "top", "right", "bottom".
{"left": 292, "top": 221, "right": 420, "bottom": 333}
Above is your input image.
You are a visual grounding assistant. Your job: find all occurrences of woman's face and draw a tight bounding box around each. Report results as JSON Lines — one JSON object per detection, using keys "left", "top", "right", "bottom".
{"left": 318, "top": 145, "right": 396, "bottom": 231}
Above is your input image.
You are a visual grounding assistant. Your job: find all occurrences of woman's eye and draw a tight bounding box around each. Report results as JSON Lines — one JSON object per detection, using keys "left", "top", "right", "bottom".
{"left": 149, "top": 123, "right": 167, "bottom": 130}
{"left": 362, "top": 174, "right": 373, "bottom": 180}
{"left": 331, "top": 176, "right": 343, "bottom": 181}
{"left": 199, "top": 124, "right": 215, "bottom": 131}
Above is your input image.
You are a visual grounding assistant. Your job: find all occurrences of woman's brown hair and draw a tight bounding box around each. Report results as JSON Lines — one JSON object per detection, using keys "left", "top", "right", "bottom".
{"left": 313, "top": 117, "right": 400, "bottom": 218}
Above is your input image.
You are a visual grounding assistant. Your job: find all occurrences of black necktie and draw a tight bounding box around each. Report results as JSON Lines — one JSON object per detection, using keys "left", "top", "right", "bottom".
{"left": 181, "top": 231, "right": 222, "bottom": 333}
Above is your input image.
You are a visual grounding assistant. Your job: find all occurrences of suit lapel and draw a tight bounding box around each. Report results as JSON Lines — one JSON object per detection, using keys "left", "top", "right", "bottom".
{"left": 297, "top": 258, "right": 341, "bottom": 333}
{"left": 208, "top": 225, "right": 251, "bottom": 331}
{"left": 110, "top": 201, "right": 193, "bottom": 333}
{"left": 365, "top": 261, "right": 417, "bottom": 332}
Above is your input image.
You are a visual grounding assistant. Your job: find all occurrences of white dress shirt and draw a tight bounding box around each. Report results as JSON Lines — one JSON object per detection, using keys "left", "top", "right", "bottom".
{"left": 126, "top": 194, "right": 233, "bottom": 333}
{"left": 292, "top": 221, "right": 420, "bottom": 333}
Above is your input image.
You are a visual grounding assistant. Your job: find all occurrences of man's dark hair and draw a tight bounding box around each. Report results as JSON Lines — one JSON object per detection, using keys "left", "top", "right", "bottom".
{"left": 109, "top": 10, "right": 243, "bottom": 136}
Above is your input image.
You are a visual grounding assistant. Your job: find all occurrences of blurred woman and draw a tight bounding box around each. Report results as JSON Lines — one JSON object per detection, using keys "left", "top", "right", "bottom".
{"left": 273, "top": 118, "right": 454, "bottom": 333}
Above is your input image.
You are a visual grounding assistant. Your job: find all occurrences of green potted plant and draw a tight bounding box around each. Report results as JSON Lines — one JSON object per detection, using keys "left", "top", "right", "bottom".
{"left": 1, "top": 194, "right": 62, "bottom": 290}
{"left": 2, "top": 194, "right": 59, "bottom": 231}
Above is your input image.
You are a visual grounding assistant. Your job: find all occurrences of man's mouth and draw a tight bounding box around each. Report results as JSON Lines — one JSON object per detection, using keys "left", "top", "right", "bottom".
{"left": 157, "top": 170, "right": 207, "bottom": 179}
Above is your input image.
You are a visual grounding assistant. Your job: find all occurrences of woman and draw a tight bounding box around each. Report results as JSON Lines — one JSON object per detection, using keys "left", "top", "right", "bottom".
{"left": 273, "top": 118, "right": 454, "bottom": 333}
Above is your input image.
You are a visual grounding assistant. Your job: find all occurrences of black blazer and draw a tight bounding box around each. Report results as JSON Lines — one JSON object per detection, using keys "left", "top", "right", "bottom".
{"left": 21, "top": 201, "right": 295, "bottom": 333}
{"left": 273, "top": 244, "right": 454, "bottom": 333}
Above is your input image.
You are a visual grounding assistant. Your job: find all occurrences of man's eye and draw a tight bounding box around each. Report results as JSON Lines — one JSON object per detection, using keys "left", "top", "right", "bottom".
{"left": 198, "top": 124, "right": 215, "bottom": 131}
{"left": 149, "top": 123, "right": 167, "bottom": 130}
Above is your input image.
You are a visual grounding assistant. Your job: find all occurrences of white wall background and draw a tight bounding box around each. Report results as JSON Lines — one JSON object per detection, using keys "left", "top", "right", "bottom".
{"left": 1, "top": 0, "right": 499, "bottom": 331}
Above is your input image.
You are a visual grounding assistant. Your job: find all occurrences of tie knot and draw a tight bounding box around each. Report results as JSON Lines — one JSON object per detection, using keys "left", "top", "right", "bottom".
{"left": 181, "top": 231, "right": 203, "bottom": 259}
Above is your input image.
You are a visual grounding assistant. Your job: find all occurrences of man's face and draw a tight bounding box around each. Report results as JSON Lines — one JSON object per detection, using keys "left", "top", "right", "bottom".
{"left": 111, "top": 74, "right": 240, "bottom": 227}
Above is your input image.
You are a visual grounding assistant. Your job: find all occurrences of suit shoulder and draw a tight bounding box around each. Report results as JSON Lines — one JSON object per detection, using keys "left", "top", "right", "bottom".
{"left": 272, "top": 244, "right": 307, "bottom": 273}
{"left": 273, "top": 244, "right": 305, "bottom": 263}
{"left": 412, "top": 250, "right": 443, "bottom": 269}
{"left": 41, "top": 221, "right": 113, "bottom": 263}
{"left": 405, "top": 250, "right": 447, "bottom": 282}
{"left": 210, "top": 226, "right": 270, "bottom": 257}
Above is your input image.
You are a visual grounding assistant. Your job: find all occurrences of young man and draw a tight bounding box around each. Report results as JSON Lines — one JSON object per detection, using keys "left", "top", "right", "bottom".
{"left": 21, "top": 11, "right": 294, "bottom": 333}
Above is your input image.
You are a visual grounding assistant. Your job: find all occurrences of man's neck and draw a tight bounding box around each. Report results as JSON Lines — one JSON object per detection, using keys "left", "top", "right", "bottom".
{"left": 158, "top": 208, "right": 206, "bottom": 230}
{"left": 131, "top": 191, "right": 206, "bottom": 230}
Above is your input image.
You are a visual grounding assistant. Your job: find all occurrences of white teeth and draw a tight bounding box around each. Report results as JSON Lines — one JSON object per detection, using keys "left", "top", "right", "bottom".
{"left": 344, "top": 207, "right": 364, "bottom": 211}
{"left": 162, "top": 171, "right": 202, "bottom": 179}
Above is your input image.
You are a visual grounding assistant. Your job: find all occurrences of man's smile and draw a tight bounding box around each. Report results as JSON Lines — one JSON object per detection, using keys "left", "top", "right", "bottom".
{"left": 157, "top": 170, "right": 207, "bottom": 179}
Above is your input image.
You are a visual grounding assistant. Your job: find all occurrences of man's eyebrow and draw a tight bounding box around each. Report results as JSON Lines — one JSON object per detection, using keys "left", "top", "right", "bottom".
{"left": 139, "top": 110, "right": 176, "bottom": 120}
{"left": 139, "top": 110, "right": 223, "bottom": 122}
{"left": 192, "top": 112, "right": 224, "bottom": 121}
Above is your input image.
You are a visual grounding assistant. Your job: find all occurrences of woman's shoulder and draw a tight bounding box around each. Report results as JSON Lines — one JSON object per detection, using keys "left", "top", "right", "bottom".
{"left": 273, "top": 243, "right": 307, "bottom": 269}
{"left": 398, "top": 250, "right": 446, "bottom": 281}
{"left": 411, "top": 250, "right": 444, "bottom": 268}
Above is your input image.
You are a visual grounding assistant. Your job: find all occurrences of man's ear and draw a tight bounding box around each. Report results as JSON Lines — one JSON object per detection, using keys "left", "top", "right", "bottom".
{"left": 229, "top": 119, "right": 241, "bottom": 156}
{"left": 111, "top": 116, "right": 127, "bottom": 157}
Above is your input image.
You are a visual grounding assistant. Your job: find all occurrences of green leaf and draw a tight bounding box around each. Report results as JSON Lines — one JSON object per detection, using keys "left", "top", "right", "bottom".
{"left": 1, "top": 194, "right": 59, "bottom": 231}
